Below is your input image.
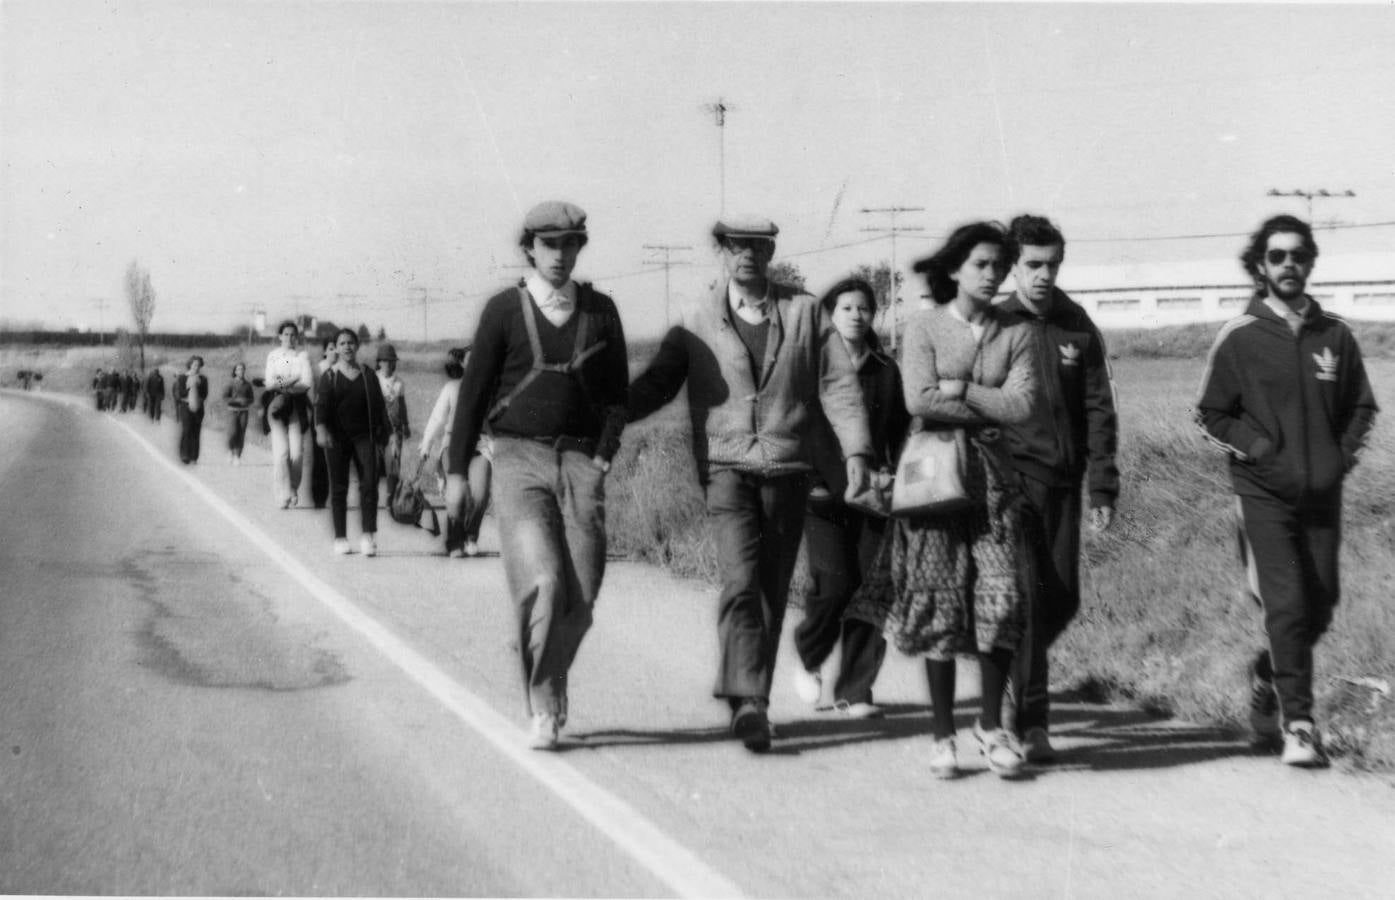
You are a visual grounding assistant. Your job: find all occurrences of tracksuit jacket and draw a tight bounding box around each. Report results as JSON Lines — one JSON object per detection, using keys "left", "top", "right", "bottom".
{"left": 997, "top": 288, "right": 1120, "bottom": 507}
{"left": 1196, "top": 296, "right": 1377, "bottom": 507}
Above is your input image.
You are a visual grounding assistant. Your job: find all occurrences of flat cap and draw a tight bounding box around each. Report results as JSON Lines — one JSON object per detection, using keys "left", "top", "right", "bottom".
{"left": 523, "top": 201, "right": 587, "bottom": 237}
{"left": 713, "top": 215, "right": 779, "bottom": 241}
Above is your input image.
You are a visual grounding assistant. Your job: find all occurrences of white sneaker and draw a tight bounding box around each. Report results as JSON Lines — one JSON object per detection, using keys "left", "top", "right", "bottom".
{"left": 528, "top": 713, "right": 559, "bottom": 751}
{"left": 464, "top": 540, "right": 479, "bottom": 557}
{"left": 360, "top": 534, "right": 377, "bottom": 557}
{"left": 833, "top": 699, "right": 884, "bottom": 720}
{"left": 929, "top": 736, "right": 959, "bottom": 780}
{"left": 975, "top": 721, "right": 1026, "bottom": 777}
{"left": 792, "top": 666, "right": 823, "bottom": 706}
{"left": 1281, "top": 721, "right": 1329, "bottom": 768}
{"left": 333, "top": 538, "right": 351, "bottom": 556}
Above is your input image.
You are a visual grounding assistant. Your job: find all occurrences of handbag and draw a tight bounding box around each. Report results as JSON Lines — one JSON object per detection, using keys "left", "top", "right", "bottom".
{"left": 390, "top": 467, "right": 441, "bottom": 536}
{"left": 889, "top": 420, "right": 973, "bottom": 517}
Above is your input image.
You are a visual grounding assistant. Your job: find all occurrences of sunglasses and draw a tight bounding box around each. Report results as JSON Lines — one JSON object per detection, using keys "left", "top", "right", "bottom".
{"left": 1266, "top": 248, "right": 1313, "bottom": 266}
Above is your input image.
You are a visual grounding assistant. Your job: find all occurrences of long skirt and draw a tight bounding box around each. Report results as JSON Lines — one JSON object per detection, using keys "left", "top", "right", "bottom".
{"left": 846, "top": 436, "right": 1027, "bottom": 660}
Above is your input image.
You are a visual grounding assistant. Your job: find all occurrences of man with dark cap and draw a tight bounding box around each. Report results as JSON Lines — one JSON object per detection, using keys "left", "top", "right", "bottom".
{"left": 1197, "top": 213, "right": 1377, "bottom": 768}
{"left": 628, "top": 214, "right": 871, "bottom": 752}
{"left": 996, "top": 214, "right": 1120, "bottom": 763}
{"left": 446, "top": 201, "right": 629, "bottom": 751}
{"left": 375, "top": 342, "right": 410, "bottom": 504}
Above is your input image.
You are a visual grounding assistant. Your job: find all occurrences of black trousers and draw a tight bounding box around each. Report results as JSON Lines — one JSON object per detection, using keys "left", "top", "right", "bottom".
{"left": 326, "top": 433, "right": 380, "bottom": 539}
{"left": 178, "top": 406, "right": 204, "bottom": 463}
{"left": 1014, "top": 475, "right": 1082, "bottom": 732}
{"left": 795, "top": 500, "right": 888, "bottom": 704}
{"left": 310, "top": 428, "right": 330, "bottom": 508}
{"left": 1238, "top": 492, "right": 1340, "bottom": 725}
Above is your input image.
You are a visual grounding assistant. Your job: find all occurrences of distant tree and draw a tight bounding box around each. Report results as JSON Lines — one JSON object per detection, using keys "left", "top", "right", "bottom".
{"left": 124, "top": 259, "right": 156, "bottom": 370}
{"left": 767, "top": 260, "right": 806, "bottom": 291}
{"left": 357, "top": 323, "right": 371, "bottom": 343}
{"left": 375, "top": 325, "right": 387, "bottom": 341}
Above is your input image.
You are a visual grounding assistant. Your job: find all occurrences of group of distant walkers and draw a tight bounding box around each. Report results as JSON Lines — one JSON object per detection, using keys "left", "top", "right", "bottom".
{"left": 117, "top": 200, "right": 1375, "bottom": 777}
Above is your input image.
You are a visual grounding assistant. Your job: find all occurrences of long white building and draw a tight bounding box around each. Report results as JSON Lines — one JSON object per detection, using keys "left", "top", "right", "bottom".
{"left": 1052, "top": 252, "right": 1395, "bottom": 329}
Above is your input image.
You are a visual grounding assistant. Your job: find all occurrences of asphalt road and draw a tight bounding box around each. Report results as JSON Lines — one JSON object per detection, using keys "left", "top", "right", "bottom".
{"left": 2, "top": 389, "right": 1393, "bottom": 898}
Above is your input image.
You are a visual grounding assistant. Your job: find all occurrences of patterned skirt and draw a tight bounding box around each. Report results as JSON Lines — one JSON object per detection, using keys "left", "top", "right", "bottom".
{"left": 845, "top": 434, "right": 1026, "bottom": 660}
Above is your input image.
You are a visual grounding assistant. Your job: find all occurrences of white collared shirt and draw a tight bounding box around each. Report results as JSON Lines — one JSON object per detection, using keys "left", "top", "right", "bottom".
{"left": 948, "top": 301, "right": 987, "bottom": 341}
{"left": 526, "top": 272, "right": 577, "bottom": 327}
{"left": 727, "top": 282, "right": 772, "bottom": 326}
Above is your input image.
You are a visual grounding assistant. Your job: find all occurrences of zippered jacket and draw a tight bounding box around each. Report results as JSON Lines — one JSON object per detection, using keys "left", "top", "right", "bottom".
{"left": 628, "top": 279, "right": 872, "bottom": 482}
{"left": 1196, "top": 296, "right": 1377, "bottom": 507}
{"left": 998, "top": 288, "right": 1120, "bottom": 507}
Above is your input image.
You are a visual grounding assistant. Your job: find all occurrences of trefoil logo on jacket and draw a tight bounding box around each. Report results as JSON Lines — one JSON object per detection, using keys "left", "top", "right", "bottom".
{"left": 1313, "top": 347, "right": 1339, "bottom": 382}
{"left": 1058, "top": 342, "right": 1082, "bottom": 367}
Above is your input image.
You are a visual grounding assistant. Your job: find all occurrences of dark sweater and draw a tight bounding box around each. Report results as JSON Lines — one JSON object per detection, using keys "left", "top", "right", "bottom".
{"left": 448, "top": 282, "right": 628, "bottom": 475}
{"left": 1196, "top": 296, "right": 1377, "bottom": 507}
{"left": 810, "top": 340, "right": 910, "bottom": 496}
{"left": 315, "top": 366, "right": 389, "bottom": 443}
{"left": 997, "top": 288, "right": 1120, "bottom": 506}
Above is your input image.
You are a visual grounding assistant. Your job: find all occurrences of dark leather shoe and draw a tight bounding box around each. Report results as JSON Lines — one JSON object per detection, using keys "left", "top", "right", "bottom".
{"left": 730, "top": 699, "right": 772, "bottom": 753}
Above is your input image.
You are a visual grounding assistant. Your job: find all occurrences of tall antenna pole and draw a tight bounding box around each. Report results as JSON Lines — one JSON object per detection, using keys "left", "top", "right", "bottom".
{"left": 860, "top": 206, "right": 926, "bottom": 353}
{"left": 704, "top": 98, "right": 734, "bottom": 215}
{"left": 643, "top": 243, "right": 693, "bottom": 325}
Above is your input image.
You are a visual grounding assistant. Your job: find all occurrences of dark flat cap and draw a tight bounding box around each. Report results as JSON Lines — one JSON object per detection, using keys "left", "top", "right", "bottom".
{"left": 712, "top": 215, "right": 779, "bottom": 240}
{"left": 524, "top": 201, "right": 587, "bottom": 236}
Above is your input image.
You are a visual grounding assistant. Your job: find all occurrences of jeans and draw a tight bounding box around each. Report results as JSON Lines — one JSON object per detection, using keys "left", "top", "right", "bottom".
{"left": 269, "top": 414, "right": 304, "bottom": 505}
{"left": 326, "top": 433, "right": 380, "bottom": 539}
{"left": 705, "top": 469, "right": 810, "bottom": 701}
{"left": 227, "top": 410, "right": 249, "bottom": 456}
{"left": 492, "top": 437, "right": 607, "bottom": 718}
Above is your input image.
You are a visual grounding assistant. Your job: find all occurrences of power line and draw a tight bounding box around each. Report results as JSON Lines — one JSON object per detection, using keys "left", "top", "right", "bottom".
{"left": 860, "top": 207, "right": 925, "bottom": 352}
{"left": 642, "top": 244, "right": 694, "bottom": 325}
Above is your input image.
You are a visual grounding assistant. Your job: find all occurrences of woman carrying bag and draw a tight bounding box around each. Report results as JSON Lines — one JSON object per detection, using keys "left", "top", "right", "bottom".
{"left": 848, "top": 221, "right": 1038, "bottom": 779}
{"left": 315, "top": 328, "right": 390, "bottom": 557}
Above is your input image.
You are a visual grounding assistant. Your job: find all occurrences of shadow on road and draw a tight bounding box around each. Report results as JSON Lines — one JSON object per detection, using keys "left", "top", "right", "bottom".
{"left": 566, "top": 697, "right": 1256, "bottom": 771}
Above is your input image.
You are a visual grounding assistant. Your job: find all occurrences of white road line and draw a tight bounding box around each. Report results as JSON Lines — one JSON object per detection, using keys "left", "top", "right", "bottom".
{"left": 79, "top": 402, "right": 746, "bottom": 900}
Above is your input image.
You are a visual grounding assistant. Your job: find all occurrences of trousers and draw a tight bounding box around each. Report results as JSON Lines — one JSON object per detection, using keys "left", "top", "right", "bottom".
{"left": 325, "top": 433, "right": 380, "bottom": 538}
{"left": 1238, "top": 492, "right": 1341, "bottom": 725}
{"left": 492, "top": 437, "right": 607, "bottom": 718}
{"left": 706, "top": 469, "right": 810, "bottom": 701}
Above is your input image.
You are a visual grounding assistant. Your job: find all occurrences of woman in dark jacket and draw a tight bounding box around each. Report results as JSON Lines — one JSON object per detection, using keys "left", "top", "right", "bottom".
{"left": 174, "top": 356, "right": 209, "bottom": 464}
{"left": 792, "top": 277, "right": 910, "bottom": 719}
{"left": 224, "top": 362, "right": 255, "bottom": 465}
{"left": 314, "top": 328, "right": 390, "bottom": 557}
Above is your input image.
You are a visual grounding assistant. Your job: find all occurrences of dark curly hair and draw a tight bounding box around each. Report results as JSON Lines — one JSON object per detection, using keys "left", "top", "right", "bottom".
{"left": 1240, "top": 214, "right": 1318, "bottom": 279}
{"left": 912, "top": 221, "right": 1015, "bottom": 304}
{"left": 1008, "top": 214, "right": 1066, "bottom": 255}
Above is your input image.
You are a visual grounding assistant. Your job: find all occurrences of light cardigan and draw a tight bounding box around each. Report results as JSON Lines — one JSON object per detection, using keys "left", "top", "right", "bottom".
{"left": 899, "top": 303, "right": 1038, "bottom": 427}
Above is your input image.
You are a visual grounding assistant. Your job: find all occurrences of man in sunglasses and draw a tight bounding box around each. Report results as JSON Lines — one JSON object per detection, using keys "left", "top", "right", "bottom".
{"left": 1196, "top": 214, "right": 1377, "bottom": 768}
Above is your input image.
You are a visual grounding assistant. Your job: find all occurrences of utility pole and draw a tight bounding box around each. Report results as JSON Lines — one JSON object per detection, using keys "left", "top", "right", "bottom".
{"left": 91, "top": 297, "right": 109, "bottom": 345}
{"left": 337, "top": 293, "right": 367, "bottom": 333}
{"left": 407, "top": 285, "right": 434, "bottom": 342}
{"left": 642, "top": 243, "right": 693, "bottom": 325}
{"left": 703, "top": 97, "right": 734, "bottom": 216}
{"left": 1266, "top": 188, "right": 1356, "bottom": 223}
{"left": 860, "top": 206, "right": 926, "bottom": 353}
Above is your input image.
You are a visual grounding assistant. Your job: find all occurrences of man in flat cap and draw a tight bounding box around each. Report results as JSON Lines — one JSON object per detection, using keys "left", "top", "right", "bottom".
{"left": 446, "top": 201, "right": 629, "bottom": 751}
{"left": 628, "top": 215, "right": 872, "bottom": 752}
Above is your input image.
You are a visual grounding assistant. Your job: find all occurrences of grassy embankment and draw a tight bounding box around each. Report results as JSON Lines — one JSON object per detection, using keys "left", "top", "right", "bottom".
{"left": 8, "top": 323, "right": 1395, "bottom": 769}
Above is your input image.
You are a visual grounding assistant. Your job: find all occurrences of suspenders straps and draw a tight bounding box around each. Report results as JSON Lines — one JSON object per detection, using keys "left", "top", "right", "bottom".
{"left": 487, "top": 283, "right": 609, "bottom": 421}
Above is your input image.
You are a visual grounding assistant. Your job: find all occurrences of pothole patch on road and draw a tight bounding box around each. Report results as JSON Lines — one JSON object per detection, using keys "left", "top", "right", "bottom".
{"left": 123, "top": 550, "right": 351, "bottom": 692}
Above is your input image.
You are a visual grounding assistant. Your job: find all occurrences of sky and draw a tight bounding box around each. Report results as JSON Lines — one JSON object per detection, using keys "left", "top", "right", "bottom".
{"left": 3, "top": 1, "right": 1394, "bottom": 341}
